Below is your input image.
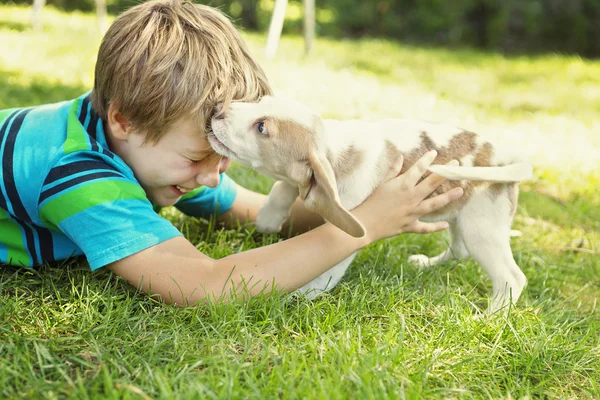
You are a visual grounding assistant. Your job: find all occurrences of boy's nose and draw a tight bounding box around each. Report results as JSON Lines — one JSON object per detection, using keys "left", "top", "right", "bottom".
{"left": 195, "top": 170, "right": 220, "bottom": 188}
{"left": 195, "top": 157, "right": 231, "bottom": 188}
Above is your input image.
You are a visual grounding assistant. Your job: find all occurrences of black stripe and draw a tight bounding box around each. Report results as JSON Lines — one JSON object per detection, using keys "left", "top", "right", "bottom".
{"left": 2, "top": 109, "right": 33, "bottom": 223}
{"left": 34, "top": 225, "right": 55, "bottom": 263}
{"left": 39, "top": 171, "right": 124, "bottom": 203}
{"left": 14, "top": 220, "right": 39, "bottom": 265}
{"left": 44, "top": 160, "right": 119, "bottom": 186}
{"left": 0, "top": 110, "right": 20, "bottom": 212}
{"left": 84, "top": 103, "right": 115, "bottom": 159}
{"left": 90, "top": 137, "right": 100, "bottom": 154}
{"left": 87, "top": 109, "right": 99, "bottom": 140}
{"left": 101, "top": 147, "right": 114, "bottom": 159}
{"left": 78, "top": 96, "right": 90, "bottom": 129}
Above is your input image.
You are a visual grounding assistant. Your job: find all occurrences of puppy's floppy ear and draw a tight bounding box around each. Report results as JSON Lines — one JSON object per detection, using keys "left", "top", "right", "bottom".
{"left": 290, "top": 151, "right": 366, "bottom": 238}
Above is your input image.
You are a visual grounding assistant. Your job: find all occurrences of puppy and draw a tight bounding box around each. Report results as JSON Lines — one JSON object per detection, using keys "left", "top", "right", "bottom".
{"left": 209, "top": 96, "right": 532, "bottom": 313}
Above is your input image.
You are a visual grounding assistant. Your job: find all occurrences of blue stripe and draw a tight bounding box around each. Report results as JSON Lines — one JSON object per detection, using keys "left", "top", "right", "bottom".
{"left": 0, "top": 237, "right": 7, "bottom": 262}
{"left": 1, "top": 108, "right": 33, "bottom": 223}
{"left": 39, "top": 171, "right": 124, "bottom": 204}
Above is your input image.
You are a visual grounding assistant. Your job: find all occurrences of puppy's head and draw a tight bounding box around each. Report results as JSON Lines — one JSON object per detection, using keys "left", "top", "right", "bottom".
{"left": 209, "top": 96, "right": 365, "bottom": 237}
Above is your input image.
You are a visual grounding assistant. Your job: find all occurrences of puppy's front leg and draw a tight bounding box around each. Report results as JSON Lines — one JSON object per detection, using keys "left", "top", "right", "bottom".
{"left": 256, "top": 181, "right": 299, "bottom": 233}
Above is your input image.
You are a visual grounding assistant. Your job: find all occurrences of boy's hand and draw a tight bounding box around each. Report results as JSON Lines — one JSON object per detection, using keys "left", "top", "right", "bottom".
{"left": 353, "top": 150, "right": 464, "bottom": 243}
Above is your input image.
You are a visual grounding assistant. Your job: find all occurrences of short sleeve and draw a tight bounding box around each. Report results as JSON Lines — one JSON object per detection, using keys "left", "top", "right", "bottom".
{"left": 38, "top": 155, "right": 182, "bottom": 270}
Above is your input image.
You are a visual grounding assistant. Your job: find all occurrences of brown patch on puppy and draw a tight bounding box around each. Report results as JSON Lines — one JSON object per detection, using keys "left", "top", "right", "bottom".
{"left": 263, "top": 118, "right": 317, "bottom": 160}
{"left": 383, "top": 130, "right": 511, "bottom": 217}
{"left": 330, "top": 145, "right": 364, "bottom": 180}
{"left": 368, "top": 140, "right": 403, "bottom": 191}
{"left": 474, "top": 141, "right": 493, "bottom": 166}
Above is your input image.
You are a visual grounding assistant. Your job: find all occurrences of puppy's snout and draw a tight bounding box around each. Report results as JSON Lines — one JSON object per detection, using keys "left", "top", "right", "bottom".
{"left": 214, "top": 103, "right": 225, "bottom": 120}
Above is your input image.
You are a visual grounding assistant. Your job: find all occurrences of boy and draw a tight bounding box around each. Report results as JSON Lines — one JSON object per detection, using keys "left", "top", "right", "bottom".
{"left": 0, "top": 0, "right": 462, "bottom": 305}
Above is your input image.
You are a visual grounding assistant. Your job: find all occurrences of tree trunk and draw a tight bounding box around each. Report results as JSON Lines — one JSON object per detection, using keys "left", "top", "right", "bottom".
{"left": 304, "top": 0, "right": 315, "bottom": 55}
{"left": 31, "top": 0, "right": 46, "bottom": 31}
{"left": 95, "top": 0, "right": 108, "bottom": 33}
{"left": 265, "top": 0, "right": 288, "bottom": 60}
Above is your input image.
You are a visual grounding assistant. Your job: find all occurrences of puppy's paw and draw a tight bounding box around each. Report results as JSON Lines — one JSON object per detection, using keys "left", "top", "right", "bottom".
{"left": 256, "top": 206, "right": 290, "bottom": 234}
{"left": 408, "top": 254, "right": 434, "bottom": 268}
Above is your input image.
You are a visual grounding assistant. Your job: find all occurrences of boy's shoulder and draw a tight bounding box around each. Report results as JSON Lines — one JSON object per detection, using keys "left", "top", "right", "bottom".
{"left": 1, "top": 93, "right": 114, "bottom": 161}
{"left": 1, "top": 94, "right": 139, "bottom": 220}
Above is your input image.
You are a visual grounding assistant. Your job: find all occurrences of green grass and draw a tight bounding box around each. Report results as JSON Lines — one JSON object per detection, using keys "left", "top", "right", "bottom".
{"left": 1, "top": 5, "right": 599, "bottom": 399}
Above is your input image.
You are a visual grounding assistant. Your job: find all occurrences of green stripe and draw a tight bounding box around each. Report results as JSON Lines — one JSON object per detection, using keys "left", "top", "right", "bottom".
{"left": 64, "top": 99, "right": 89, "bottom": 154}
{"left": 40, "top": 180, "right": 148, "bottom": 229}
{"left": 0, "top": 208, "right": 31, "bottom": 265}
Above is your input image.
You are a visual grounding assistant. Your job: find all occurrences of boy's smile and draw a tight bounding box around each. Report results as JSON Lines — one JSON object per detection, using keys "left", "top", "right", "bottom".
{"left": 106, "top": 111, "right": 231, "bottom": 207}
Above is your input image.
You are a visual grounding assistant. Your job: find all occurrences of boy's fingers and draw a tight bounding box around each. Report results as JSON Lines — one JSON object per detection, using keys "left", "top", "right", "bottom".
{"left": 417, "top": 158, "right": 459, "bottom": 195}
{"left": 409, "top": 220, "right": 450, "bottom": 234}
{"left": 419, "top": 187, "right": 463, "bottom": 214}
{"left": 405, "top": 150, "right": 438, "bottom": 185}
{"left": 383, "top": 155, "right": 404, "bottom": 182}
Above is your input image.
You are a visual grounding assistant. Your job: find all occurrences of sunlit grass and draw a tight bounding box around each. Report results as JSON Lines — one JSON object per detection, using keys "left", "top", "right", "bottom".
{"left": 1, "top": 4, "right": 599, "bottom": 399}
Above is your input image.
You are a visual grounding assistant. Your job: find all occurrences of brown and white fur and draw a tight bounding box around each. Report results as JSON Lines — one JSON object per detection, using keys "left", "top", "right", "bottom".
{"left": 209, "top": 96, "right": 532, "bottom": 313}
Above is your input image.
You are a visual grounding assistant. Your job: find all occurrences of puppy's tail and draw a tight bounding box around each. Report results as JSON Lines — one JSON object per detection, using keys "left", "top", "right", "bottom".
{"left": 427, "top": 162, "right": 533, "bottom": 182}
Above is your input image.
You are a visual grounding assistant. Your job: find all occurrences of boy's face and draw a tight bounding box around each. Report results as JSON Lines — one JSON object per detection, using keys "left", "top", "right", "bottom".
{"left": 109, "top": 116, "right": 231, "bottom": 207}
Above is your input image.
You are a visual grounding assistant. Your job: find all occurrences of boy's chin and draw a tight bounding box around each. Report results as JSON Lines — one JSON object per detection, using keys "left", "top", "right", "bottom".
{"left": 147, "top": 191, "right": 180, "bottom": 208}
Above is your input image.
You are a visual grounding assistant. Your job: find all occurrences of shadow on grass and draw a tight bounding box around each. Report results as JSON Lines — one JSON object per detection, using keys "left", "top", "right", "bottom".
{"left": 0, "top": 260, "right": 134, "bottom": 301}
{"left": 0, "top": 20, "right": 29, "bottom": 32}
{"left": 520, "top": 188, "right": 600, "bottom": 232}
{"left": 0, "top": 69, "right": 88, "bottom": 110}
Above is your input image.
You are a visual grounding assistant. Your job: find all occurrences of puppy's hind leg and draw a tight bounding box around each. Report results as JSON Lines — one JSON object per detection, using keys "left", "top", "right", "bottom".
{"left": 408, "top": 222, "right": 468, "bottom": 268}
{"left": 458, "top": 191, "right": 527, "bottom": 314}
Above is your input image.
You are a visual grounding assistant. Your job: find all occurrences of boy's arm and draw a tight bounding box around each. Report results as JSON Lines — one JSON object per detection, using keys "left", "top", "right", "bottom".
{"left": 219, "top": 183, "right": 324, "bottom": 235}
{"left": 110, "top": 152, "right": 463, "bottom": 306}
{"left": 109, "top": 221, "right": 367, "bottom": 305}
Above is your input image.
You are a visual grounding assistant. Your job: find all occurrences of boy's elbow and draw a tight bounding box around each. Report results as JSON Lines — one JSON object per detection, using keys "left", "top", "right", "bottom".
{"left": 110, "top": 254, "right": 228, "bottom": 306}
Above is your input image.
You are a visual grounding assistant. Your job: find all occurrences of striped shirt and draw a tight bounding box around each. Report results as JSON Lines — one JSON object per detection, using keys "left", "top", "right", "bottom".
{"left": 0, "top": 93, "right": 237, "bottom": 270}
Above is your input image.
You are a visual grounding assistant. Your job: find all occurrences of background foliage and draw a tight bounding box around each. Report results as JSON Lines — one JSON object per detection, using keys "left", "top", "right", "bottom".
{"left": 3, "top": 0, "right": 600, "bottom": 57}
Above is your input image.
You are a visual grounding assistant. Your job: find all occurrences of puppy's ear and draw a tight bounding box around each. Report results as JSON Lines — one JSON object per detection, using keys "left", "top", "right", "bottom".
{"left": 290, "top": 152, "right": 365, "bottom": 238}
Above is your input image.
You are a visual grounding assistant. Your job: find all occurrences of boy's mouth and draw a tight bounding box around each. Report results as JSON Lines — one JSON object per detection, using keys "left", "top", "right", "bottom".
{"left": 172, "top": 185, "right": 192, "bottom": 196}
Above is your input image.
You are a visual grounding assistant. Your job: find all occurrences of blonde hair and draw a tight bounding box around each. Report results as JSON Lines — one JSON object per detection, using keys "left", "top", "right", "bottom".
{"left": 91, "top": 0, "right": 271, "bottom": 143}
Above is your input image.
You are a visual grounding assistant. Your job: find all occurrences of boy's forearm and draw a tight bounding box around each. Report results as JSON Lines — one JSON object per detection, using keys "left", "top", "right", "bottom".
{"left": 212, "top": 220, "right": 367, "bottom": 299}
{"left": 111, "top": 221, "right": 369, "bottom": 306}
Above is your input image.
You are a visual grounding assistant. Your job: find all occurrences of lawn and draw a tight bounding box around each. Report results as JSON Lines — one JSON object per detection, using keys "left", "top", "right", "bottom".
{"left": 1, "top": 5, "right": 599, "bottom": 399}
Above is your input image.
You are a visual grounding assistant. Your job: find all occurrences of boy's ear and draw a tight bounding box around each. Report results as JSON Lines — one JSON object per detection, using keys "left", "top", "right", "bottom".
{"left": 107, "top": 103, "right": 131, "bottom": 140}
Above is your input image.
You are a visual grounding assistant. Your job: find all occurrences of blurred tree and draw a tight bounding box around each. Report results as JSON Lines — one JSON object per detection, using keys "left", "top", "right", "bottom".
{"left": 4, "top": 0, "right": 599, "bottom": 57}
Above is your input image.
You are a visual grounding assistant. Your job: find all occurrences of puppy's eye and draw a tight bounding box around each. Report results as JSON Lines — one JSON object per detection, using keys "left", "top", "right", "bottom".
{"left": 257, "top": 122, "right": 268, "bottom": 136}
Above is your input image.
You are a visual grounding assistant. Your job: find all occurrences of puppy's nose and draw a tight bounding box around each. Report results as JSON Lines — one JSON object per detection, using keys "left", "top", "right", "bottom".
{"left": 214, "top": 103, "right": 225, "bottom": 120}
